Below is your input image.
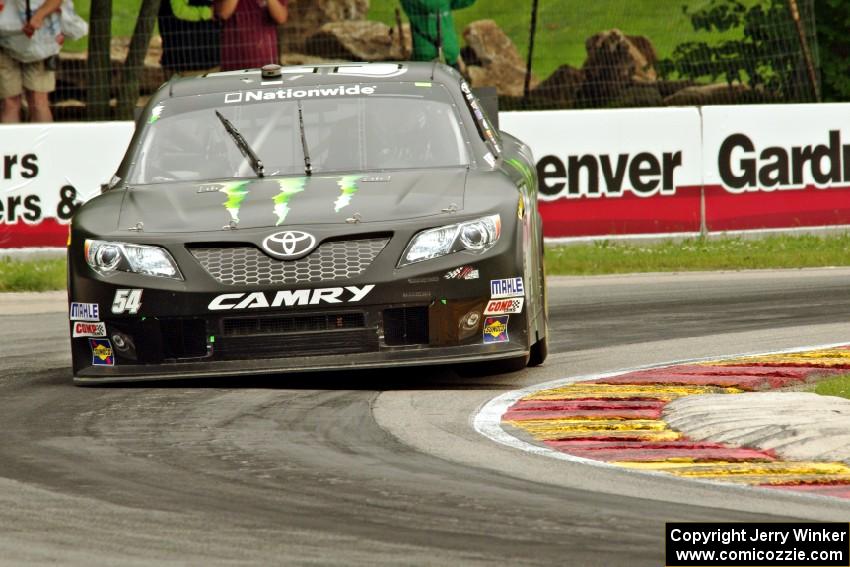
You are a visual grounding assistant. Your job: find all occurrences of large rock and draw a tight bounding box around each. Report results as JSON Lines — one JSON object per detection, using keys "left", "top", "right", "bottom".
{"left": 57, "top": 36, "right": 165, "bottom": 101}
{"left": 283, "top": 0, "right": 370, "bottom": 52}
{"left": 305, "top": 20, "right": 409, "bottom": 61}
{"left": 531, "top": 64, "right": 583, "bottom": 104}
{"left": 462, "top": 19, "right": 536, "bottom": 97}
{"left": 575, "top": 29, "right": 657, "bottom": 107}
{"left": 663, "top": 83, "right": 751, "bottom": 106}
{"left": 281, "top": 52, "right": 346, "bottom": 66}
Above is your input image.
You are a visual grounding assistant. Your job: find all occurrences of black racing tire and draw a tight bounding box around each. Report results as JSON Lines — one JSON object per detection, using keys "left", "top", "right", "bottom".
{"left": 528, "top": 334, "right": 548, "bottom": 367}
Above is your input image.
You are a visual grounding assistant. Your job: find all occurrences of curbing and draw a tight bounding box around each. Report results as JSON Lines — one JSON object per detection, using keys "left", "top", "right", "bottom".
{"left": 474, "top": 342, "right": 850, "bottom": 499}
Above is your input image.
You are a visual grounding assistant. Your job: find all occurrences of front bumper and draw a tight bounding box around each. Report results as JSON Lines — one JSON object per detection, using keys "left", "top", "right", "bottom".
{"left": 73, "top": 343, "right": 529, "bottom": 384}
{"left": 69, "top": 223, "right": 534, "bottom": 383}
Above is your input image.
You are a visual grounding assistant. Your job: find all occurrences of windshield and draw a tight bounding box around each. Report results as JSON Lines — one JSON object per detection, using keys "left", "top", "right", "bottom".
{"left": 130, "top": 83, "right": 469, "bottom": 184}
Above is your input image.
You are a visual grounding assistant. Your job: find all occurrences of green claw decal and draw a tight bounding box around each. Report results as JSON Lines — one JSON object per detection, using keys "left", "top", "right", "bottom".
{"left": 334, "top": 175, "right": 363, "bottom": 213}
{"left": 148, "top": 103, "right": 164, "bottom": 124}
{"left": 219, "top": 181, "right": 250, "bottom": 223}
{"left": 272, "top": 177, "right": 307, "bottom": 225}
{"left": 506, "top": 158, "right": 535, "bottom": 191}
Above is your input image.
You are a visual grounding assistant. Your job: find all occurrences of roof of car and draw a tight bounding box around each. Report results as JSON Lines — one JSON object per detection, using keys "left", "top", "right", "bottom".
{"left": 166, "top": 61, "right": 461, "bottom": 99}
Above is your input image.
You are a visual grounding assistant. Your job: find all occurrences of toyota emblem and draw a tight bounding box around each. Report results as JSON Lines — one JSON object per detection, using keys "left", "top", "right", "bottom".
{"left": 261, "top": 230, "right": 317, "bottom": 259}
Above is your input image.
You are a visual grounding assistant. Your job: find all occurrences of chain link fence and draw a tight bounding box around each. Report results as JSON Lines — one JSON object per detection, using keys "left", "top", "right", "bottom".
{"left": 31, "top": 0, "right": 820, "bottom": 121}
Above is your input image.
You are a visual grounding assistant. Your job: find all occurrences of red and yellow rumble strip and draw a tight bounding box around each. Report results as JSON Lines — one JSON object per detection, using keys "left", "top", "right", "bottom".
{"left": 501, "top": 346, "right": 850, "bottom": 497}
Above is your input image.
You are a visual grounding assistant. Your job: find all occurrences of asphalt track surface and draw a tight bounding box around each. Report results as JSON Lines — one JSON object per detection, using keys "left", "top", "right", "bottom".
{"left": 2, "top": 268, "right": 850, "bottom": 565}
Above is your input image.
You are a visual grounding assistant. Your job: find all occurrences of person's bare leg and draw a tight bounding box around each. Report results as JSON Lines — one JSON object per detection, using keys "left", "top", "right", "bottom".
{"left": 1, "top": 95, "right": 22, "bottom": 123}
{"left": 25, "top": 91, "right": 52, "bottom": 122}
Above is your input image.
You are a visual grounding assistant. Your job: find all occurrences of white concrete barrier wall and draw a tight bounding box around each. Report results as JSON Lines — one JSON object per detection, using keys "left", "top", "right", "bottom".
{"left": 3, "top": 103, "right": 850, "bottom": 248}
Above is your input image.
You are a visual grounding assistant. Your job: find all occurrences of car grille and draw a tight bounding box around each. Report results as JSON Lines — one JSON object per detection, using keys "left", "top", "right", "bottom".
{"left": 189, "top": 238, "right": 389, "bottom": 286}
{"left": 383, "top": 306, "right": 429, "bottom": 345}
{"left": 222, "top": 313, "right": 366, "bottom": 336}
{"left": 215, "top": 330, "right": 378, "bottom": 360}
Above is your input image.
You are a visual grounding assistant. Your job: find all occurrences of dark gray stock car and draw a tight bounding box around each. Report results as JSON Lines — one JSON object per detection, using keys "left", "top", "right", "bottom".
{"left": 68, "top": 62, "right": 547, "bottom": 383}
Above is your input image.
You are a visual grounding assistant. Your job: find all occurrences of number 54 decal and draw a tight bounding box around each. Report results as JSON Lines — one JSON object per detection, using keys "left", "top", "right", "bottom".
{"left": 112, "top": 289, "right": 143, "bottom": 314}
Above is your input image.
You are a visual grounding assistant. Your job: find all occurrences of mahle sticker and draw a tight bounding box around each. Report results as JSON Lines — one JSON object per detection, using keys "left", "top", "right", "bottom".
{"left": 483, "top": 316, "right": 509, "bottom": 344}
{"left": 484, "top": 298, "right": 524, "bottom": 315}
{"left": 490, "top": 277, "right": 524, "bottom": 299}
{"left": 70, "top": 302, "right": 99, "bottom": 321}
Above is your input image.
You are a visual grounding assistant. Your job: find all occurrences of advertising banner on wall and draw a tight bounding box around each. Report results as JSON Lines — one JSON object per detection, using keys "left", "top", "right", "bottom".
{"left": 500, "top": 108, "right": 704, "bottom": 239}
{"left": 702, "top": 104, "right": 850, "bottom": 231}
{"left": 0, "top": 122, "right": 134, "bottom": 248}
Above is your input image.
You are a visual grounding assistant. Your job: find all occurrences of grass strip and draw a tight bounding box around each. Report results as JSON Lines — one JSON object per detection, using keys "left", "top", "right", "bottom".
{"left": 0, "top": 257, "right": 66, "bottom": 292}
{"left": 546, "top": 234, "right": 850, "bottom": 275}
{"left": 2, "top": 232, "right": 850, "bottom": 292}
{"left": 810, "top": 374, "right": 850, "bottom": 400}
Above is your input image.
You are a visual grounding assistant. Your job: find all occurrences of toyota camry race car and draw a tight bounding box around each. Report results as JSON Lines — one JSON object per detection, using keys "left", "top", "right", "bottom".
{"left": 68, "top": 61, "right": 547, "bottom": 383}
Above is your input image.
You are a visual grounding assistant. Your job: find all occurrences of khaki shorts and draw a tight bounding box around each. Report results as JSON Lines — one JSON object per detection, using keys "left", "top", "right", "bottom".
{"left": 0, "top": 49, "right": 55, "bottom": 98}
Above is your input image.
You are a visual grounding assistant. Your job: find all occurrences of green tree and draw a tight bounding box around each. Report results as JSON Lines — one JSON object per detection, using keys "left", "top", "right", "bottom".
{"left": 657, "top": 0, "right": 817, "bottom": 102}
{"left": 815, "top": 0, "right": 850, "bottom": 101}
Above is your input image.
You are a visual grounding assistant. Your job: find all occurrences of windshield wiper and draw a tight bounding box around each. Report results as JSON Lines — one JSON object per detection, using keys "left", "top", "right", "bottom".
{"left": 297, "top": 101, "right": 312, "bottom": 176}
{"left": 215, "top": 110, "right": 264, "bottom": 178}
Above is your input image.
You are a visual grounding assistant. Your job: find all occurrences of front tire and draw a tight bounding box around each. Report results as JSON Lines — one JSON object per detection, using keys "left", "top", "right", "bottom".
{"left": 528, "top": 334, "right": 548, "bottom": 366}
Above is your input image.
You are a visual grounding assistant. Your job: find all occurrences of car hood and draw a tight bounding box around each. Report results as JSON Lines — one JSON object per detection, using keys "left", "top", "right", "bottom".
{"left": 118, "top": 169, "right": 468, "bottom": 233}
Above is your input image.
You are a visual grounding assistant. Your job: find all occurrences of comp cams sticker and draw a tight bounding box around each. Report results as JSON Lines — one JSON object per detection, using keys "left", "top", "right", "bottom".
{"left": 70, "top": 302, "right": 99, "bottom": 321}
{"left": 483, "top": 316, "right": 509, "bottom": 344}
{"left": 484, "top": 298, "right": 524, "bottom": 315}
{"left": 73, "top": 321, "right": 106, "bottom": 338}
{"left": 89, "top": 338, "right": 114, "bottom": 366}
{"left": 490, "top": 278, "right": 524, "bottom": 299}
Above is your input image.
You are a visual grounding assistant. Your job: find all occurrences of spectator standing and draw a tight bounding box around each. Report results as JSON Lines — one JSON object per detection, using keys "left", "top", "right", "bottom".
{"left": 213, "top": 0, "right": 287, "bottom": 72}
{"left": 0, "top": 0, "right": 62, "bottom": 122}
{"left": 158, "top": 0, "right": 221, "bottom": 77}
{"left": 400, "top": 0, "right": 475, "bottom": 69}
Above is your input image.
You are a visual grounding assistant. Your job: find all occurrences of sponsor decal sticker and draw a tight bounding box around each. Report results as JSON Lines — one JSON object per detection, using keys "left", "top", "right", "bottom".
{"left": 112, "top": 289, "right": 143, "bottom": 315}
{"left": 70, "top": 302, "right": 99, "bottom": 321}
{"left": 484, "top": 298, "right": 524, "bottom": 315}
{"left": 444, "top": 265, "right": 479, "bottom": 280}
{"left": 73, "top": 321, "right": 107, "bottom": 338}
{"left": 89, "top": 338, "right": 115, "bottom": 366}
{"left": 490, "top": 277, "right": 524, "bottom": 299}
{"left": 482, "top": 315, "right": 509, "bottom": 343}
{"left": 224, "top": 85, "right": 377, "bottom": 105}
{"left": 208, "top": 285, "right": 375, "bottom": 311}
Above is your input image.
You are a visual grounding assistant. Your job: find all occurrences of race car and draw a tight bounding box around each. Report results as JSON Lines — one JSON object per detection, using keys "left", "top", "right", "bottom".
{"left": 68, "top": 61, "right": 547, "bottom": 383}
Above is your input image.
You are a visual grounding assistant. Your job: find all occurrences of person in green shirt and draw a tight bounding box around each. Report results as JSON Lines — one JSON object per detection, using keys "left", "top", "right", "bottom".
{"left": 400, "top": 0, "right": 475, "bottom": 69}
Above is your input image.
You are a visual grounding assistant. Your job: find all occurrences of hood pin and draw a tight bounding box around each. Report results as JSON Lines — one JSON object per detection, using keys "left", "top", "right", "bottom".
{"left": 346, "top": 213, "right": 362, "bottom": 224}
{"left": 127, "top": 222, "right": 144, "bottom": 232}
